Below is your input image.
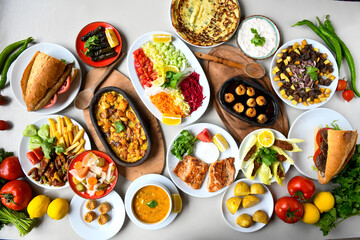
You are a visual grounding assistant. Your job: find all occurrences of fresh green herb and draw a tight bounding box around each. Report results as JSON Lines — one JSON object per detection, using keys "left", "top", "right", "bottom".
{"left": 326, "top": 120, "right": 341, "bottom": 130}
{"left": 146, "top": 200, "right": 158, "bottom": 208}
{"left": 163, "top": 71, "right": 183, "bottom": 88}
{"left": 316, "top": 144, "right": 360, "bottom": 236}
{"left": 115, "top": 121, "right": 125, "bottom": 133}
{"left": 23, "top": 124, "right": 38, "bottom": 137}
{"left": 84, "top": 35, "right": 99, "bottom": 56}
{"left": 306, "top": 66, "right": 319, "bottom": 80}
{"left": 60, "top": 59, "right": 67, "bottom": 64}
{"left": 0, "top": 203, "right": 38, "bottom": 236}
{"left": 55, "top": 145, "right": 65, "bottom": 154}
{"left": 0, "top": 148, "right": 13, "bottom": 163}
{"left": 250, "top": 28, "right": 266, "bottom": 47}
{"left": 171, "top": 130, "right": 198, "bottom": 160}
{"left": 256, "top": 147, "right": 277, "bottom": 167}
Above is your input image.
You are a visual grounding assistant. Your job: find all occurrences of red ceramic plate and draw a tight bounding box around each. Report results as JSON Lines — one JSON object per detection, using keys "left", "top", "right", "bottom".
{"left": 75, "top": 22, "right": 122, "bottom": 67}
{"left": 68, "top": 150, "right": 118, "bottom": 199}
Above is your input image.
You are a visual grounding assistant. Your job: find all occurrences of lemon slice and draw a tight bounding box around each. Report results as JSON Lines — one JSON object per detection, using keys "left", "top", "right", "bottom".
{"left": 162, "top": 114, "right": 181, "bottom": 126}
{"left": 152, "top": 76, "right": 165, "bottom": 87}
{"left": 171, "top": 193, "right": 182, "bottom": 213}
{"left": 162, "top": 65, "right": 180, "bottom": 81}
{"left": 153, "top": 34, "right": 172, "bottom": 43}
{"left": 105, "top": 28, "right": 119, "bottom": 48}
{"left": 257, "top": 129, "right": 275, "bottom": 147}
{"left": 213, "top": 134, "right": 229, "bottom": 152}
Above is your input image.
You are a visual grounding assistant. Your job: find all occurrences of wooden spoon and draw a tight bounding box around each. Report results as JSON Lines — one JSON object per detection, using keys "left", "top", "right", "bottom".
{"left": 74, "top": 52, "right": 125, "bottom": 110}
{"left": 194, "top": 52, "right": 266, "bottom": 79}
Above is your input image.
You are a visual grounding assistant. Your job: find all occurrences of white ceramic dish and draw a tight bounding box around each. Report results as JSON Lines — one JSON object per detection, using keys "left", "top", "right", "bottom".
{"left": 236, "top": 15, "right": 280, "bottom": 60}
{"left": 169, "top": 0, "right": 241, "bottom": 48}
{"left": 288, "top": 108, "right": 352, "bottom": 180}
{"left": 221, "top": 178, "right": 273, "bottom": 233}
{"left": 238, "top": 129, "right": 291, "bottom": 184}
{"left": 18, "top": 115, "right": 91, "bottom": 190}
{"left": 69, "top": 190, "right": 125, "bottom": 240}
{"left": 269, "top": 38, "right": 339, "bottom": 110}
{"left": 167, "top": 123, "right": 240, "bottom": 198}
{"left": 125, "top": 174, "right": 179, "bottom": 230}
{"left": 10, "top": 43, "right": 82, "bottom": 114}
{"left": 127, "top": 31, "right": 210, "bottom": 126}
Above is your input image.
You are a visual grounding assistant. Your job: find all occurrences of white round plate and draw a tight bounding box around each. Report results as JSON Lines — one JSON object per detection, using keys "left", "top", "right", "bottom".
{"left": 221, "top": 178, "right": 273, "bottom": 232}
{"left": 238, "top": 128, "right": 291, "bottom": 184}
{"left": 127, "top": 31, "right": 210, "bottom": 126}
{"left": 69, "top": 190, "right": 125, "bottom": 240}
{"left": 18, "top": 115, "right": 91, "bottom": 190}
{"left": 288, "top": 108, "right": 352, "bottom": 179}
{"left": 125, "top": 174, "right": 179, "bottom": 230}
{"left": 10, "top": 43, "right": 82, "bottom": 114}
{"left": 269, "top": 38, "right": 339, "bottom": 110}
{"left": 167, "top": 123, "right": 240, "bottom": 198}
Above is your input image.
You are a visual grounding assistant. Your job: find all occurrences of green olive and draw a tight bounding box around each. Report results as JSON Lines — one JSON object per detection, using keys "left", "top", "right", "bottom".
{"left": 76, "top": 183, "right": 86, "bottom": 192}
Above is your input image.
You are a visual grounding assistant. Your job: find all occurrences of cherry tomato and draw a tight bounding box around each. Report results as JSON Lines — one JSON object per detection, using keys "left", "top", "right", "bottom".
{"left": 275, "top": 196, "right": 304, "bottom": 223}
{"left": 0, "top": 120, "right": 9, "bottom": 130}
{"left": 57, "top": 75, "right": 71, "bottom": 94}
{"left": 0, "top": 156, "right": 23, "bottom": 180}
{"left": 287, "top": 176, "right": 316, "bottom": 200}
{"left": 342, "top": 89, "right": 354, "bottom": 102}
{"left": 336, "top": 79, "right": 347, "bottom": 91}
{"left": 42, "top": 93, "right": 58, "bottom": 109}
{"left": 0, "top": 180, "right": 32, "bottom": 211}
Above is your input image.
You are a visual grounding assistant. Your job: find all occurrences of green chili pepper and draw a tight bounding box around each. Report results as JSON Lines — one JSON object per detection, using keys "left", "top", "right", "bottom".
{"left": 317, "top": 17, "right": 342, "bottom": 72}
{"left": 0, "top": 37, "right": 33, "bottom": 89}
{"left": 324, "top": 15, "right": 359, "bottom": 97}
{"left": 291, "top": 19, "right": 335, "bottom": 52}
{"left": 0, "top": 38, "right": 30, "bottom": 74}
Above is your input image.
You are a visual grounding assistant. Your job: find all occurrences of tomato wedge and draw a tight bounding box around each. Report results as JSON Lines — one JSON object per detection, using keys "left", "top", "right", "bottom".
{"left": 315, "top": 127, "right": 331, "bottom": 147}
{"left": 313, "top": 148, "right": 322, "bottom": 165}
{"left": 42, "top": 93, "right": 58, "bottom": 109}
{"left": 57, "top": 74, "right": 71, "bottom": 94}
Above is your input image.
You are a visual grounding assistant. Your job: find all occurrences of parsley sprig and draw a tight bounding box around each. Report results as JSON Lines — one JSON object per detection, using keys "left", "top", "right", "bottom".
{"left": 250, "top": 28, "right": 266, "bottom": 47}
{"left": 306, "top": 66, "right": 319, "bottom": 80}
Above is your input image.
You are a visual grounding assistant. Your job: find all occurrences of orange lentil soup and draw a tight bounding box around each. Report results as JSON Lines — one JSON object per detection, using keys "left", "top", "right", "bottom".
{"left": 132, "top": 185, "right": 171, "bottom": 224}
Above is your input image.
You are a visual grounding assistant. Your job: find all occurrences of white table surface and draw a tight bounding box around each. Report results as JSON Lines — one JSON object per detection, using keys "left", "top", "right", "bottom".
{"left": 1, "top": 0, "right": 360, "bottom": 239}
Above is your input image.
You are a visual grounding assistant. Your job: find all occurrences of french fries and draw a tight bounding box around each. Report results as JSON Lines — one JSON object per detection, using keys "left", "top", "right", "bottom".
{"left": 49, "top": 116, "right": 86, "bottom": 156}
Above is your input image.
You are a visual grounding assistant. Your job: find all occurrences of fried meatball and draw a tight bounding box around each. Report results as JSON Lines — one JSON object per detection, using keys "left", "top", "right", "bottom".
{"left": 235, "top": 84, "right": 246, "bottom": 96}
{"left": 256, "top": 96, "right": 267, "bottom": 106}
{"left": 98, "top": 213, "right": 110, "bottom": 225}
{"left": 99, "top": 201, "right": 111, "bottom": 214}
{"left": 257, "top": 114, "right": 267, "bottom": 124}
{"left": 86, "top": 200, "right": 98, "bottom": 210}
{"left": 84, "top": 211, "right": 97, "bottom": 223}
{"left": 246, "top": 98, "right": 256, "bottom": 107}
{"left": 233, "top": 103, "right": 244, "bottom": 113}
{"left": 224, "top": 93, "right": 235, "bottom": 103}
{"left": 245, "top": 108, "right": 256, "bottom": 118}
{"left": 246, "top": 87, "right": 255, "bottom": 97}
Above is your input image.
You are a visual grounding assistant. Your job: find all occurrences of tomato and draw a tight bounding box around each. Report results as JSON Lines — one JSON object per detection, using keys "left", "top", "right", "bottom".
{"left": 197, "top": 128, "right": 212, "bottom": 142}
{"left": 0, "top": 120, "right": 9, "bottom": 130}
{"left": 26, "top": 151, "right": 40, "bottom": 165}
{"left": 32, "top": 147, "right": 44, "bottom": 160}
{"left": 0, "top": 180, "right": 32, "bottom": 211}
{"left": 342, "top": 89, "right": 354, "bottom": 102}
{"left": 42, "top": 93, "right": 58, "bottom": 109}
{"left": 133, "top": 48, "right": 157, "bottom": 87}
{"left": 315, "top": 127, "right": 331, "bottom": 146}
{"left": 287, "top": 176, "right": 316, "bottom": 200}
{"left": 275, "top": 196, "right": 304, "bottom": 223}
{"left": 0, "top": 156, "right": 23, "bottom": 180}
{"left": 336, "top": 79, "right": 347, "bottom": 91}
{"left": 57, "top": 74, "right": 71, "bottom": 94}
{"left": 0, "top": 94, "right": 6, "bottom": 105}
{"left": 313, "top": 148, "right": 322, "bottom": 165}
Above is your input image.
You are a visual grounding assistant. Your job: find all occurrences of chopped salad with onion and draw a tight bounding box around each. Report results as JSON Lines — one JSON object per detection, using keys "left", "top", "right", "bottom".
{"left": 69, "top": 152, "right": 116, "bottom": 197}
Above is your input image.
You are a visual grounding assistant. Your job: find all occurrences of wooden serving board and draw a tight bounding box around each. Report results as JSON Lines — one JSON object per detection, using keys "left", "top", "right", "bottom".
{"left": 204, "top": 45, "right": 289, "bottom": 143}
{"left": 83, "top": 68, "right": 165, "bottom": 181}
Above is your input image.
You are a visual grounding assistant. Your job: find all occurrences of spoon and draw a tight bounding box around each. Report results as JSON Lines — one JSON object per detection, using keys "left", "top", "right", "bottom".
{"left": 194, "top": 52, "right": 266, "bottom": 79}
{"left": 74, "top": 52, "right": 125, "bottom": 110}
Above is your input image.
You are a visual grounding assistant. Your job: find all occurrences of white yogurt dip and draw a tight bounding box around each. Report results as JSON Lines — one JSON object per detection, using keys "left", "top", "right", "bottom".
{"left": 237, "top": 17, "right": 277, "bottom": 58}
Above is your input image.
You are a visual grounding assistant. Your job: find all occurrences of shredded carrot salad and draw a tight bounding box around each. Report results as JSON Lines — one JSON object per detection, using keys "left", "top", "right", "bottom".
{"left": 150, "top": 92, "right": 185, "bottom": 117}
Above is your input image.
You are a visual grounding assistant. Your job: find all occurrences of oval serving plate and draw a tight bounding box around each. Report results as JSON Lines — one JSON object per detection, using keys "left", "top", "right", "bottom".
{"left": 218, "top": 76, "right": 280, "bottom": 127}
{"left": 89, "top": 87, "right": 152, "bottom": 167}
{"left": 76, "top": 21, "right": 122, "bottom": 67}
{"left": 127, "top": 31, "right": 210, "bottom": 126}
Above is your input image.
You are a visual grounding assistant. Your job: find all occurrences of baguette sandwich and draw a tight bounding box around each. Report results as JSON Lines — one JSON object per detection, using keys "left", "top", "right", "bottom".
{"left": 314, "top": 126, "right": 358, "bottom": 184}
{"left": 21, "top": 51, "right": 77, "bottom": 111}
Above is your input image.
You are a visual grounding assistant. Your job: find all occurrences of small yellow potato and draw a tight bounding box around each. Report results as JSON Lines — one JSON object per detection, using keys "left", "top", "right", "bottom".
{"left": 252, "top": 210, "right": 268, "bottom": 224}
{"left": 242, "top": 195, "right": 260, "bottom": 208}
{"left": 234, "top": 182, "right": 250, "bottom": 196}
{"left": 236, "top": 213, "right": 253, "bottom": 228}
{"left": 226, "top": 197, "right": 242, "bottom": 214}
{"left": 250, "top": 183, "right": 265, "bottom": 195}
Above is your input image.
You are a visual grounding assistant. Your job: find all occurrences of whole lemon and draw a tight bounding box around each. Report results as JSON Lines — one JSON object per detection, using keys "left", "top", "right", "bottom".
{"left": 27, "top": 195, "right": 51, "bottom": 219}
{"left": 314, "top": 191, "right": 335, "bottom": 213}
{"left": 302, "top": 203, "right": 320, "bottom": 224}
{"left": 47, "top": 198, "right": 69, "bottom": 220}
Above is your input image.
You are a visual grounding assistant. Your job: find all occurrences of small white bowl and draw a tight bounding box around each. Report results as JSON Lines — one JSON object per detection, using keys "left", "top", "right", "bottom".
{"left": 130, "top": 183, "right": 172, "bottom": 226}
